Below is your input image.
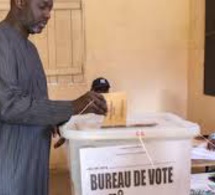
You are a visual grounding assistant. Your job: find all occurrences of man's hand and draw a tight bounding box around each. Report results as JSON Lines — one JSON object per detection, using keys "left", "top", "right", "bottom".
{"left": 52, "top": 91, "right": 107, "bottom": 148}
{"left": 72, "top": 91, "right": 107, "bottom": 115}
{"left": 52, "top": 126, "right": 66, "bottom": 149}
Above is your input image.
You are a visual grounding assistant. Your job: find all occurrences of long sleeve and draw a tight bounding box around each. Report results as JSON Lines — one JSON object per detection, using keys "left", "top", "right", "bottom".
{"left": 0, "top": 25, "right": 73, "bottom": 126}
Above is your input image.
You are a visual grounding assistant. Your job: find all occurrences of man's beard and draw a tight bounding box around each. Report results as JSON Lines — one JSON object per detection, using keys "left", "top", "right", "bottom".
{"left": 26, "top": 21, "right": 47, "bottom": 34}
{"left": 28, "top": 25, "right": 39, "bottom": 34}
{"left": 27, "top": 23, "right": 41, "bottom": 34}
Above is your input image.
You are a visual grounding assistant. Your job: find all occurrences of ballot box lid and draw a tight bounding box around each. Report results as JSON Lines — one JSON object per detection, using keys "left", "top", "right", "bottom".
{"left": 60, "top": 113, "right": 200, "bottom": 140}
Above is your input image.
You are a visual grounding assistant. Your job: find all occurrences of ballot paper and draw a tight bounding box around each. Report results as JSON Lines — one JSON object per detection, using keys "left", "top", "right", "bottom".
{"left": 102, "top": 92, "right": 127, "bottom": 127}
{"left": 191, "top": 143, "right": 215, "bottom": 160}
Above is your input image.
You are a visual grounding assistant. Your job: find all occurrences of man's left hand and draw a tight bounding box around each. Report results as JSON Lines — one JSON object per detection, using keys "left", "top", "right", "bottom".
{"left": 52, "top": 126, "right": 66, "bottom": 148}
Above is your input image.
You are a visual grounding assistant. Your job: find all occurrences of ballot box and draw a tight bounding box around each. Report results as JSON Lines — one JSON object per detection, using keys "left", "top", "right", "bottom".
{"left": 61, "top": 113, "right": 200, "bottom": 195}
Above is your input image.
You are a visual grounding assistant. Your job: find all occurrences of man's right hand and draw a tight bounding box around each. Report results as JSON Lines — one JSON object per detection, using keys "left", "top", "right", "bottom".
{"left": 72, "top": 91, "right": 107, "bottom": 115}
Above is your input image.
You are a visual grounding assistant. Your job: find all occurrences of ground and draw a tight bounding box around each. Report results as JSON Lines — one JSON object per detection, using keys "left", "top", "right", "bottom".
{"left": 49, "top": 169, "right": 71, "bottom": 195}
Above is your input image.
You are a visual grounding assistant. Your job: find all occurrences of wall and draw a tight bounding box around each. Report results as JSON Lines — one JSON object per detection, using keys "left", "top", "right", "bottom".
{"left": 188, "top": 0, "right": 215, "bottom": 135}
{"left": 0, "top": 0, "right": 192, "bottom": 169}
{"left": 50, "top": 0, "right": 191, "bottom": 169}
{"left": 84, "top": 0, "right": 190, "bottom": 119}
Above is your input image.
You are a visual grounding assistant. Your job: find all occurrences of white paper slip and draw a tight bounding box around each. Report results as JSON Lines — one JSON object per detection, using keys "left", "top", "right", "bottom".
{"left": 191, "top": 144, "right": 215, "bottom": 160}
{"left": 190, "top": 173, "right": 215, "bottom": 194}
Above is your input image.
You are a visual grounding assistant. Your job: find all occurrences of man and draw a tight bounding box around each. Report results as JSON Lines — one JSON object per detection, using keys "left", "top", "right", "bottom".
{"left": 0, "top": 0, "right": 107, "bottom": 194}
{"left": 91, "top": 77, "right": 110, "bottom": 93}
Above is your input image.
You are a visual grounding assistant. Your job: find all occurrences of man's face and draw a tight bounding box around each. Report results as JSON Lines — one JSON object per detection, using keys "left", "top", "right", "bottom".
{"left": 22, "top": 0, "right": 53, "bottom": 34}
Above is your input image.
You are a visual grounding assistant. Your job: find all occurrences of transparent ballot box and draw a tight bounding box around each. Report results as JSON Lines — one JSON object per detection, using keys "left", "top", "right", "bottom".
{"left": 61, "top": 113, "right": 200, "bottom": 195}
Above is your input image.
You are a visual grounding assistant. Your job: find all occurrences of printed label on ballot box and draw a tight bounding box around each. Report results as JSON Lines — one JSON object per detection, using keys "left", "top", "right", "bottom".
{"left": 80, "top": 140, "right": 191, "bottom": 195}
